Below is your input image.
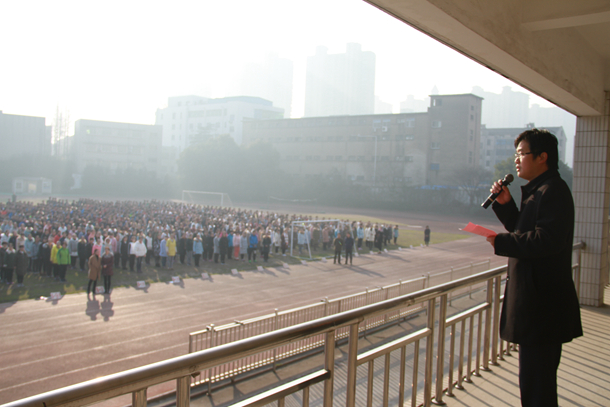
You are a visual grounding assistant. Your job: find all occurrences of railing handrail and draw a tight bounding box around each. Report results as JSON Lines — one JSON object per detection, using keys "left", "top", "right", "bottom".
{"left": 2, "top": 265, "right": 509, "bottom": 407}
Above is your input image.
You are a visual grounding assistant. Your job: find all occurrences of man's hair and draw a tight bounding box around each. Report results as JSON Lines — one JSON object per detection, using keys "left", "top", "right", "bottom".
{"left": 514, "top": 128, "right": 559, "bottom": 170}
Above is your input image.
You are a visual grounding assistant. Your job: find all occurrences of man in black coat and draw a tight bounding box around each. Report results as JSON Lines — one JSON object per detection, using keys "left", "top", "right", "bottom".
{"left": 487, "top": 129, "right": 582, "bottom": 407}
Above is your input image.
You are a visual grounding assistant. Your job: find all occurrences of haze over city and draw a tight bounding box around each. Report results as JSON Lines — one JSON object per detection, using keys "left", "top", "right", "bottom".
{"left": 2, "top": 0, "right": 571, "bottom": 141}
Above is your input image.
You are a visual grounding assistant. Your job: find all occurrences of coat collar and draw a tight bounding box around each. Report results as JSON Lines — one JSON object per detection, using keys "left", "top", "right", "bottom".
{"left": 520, "top": 169, "right": 560, "bottom": 197}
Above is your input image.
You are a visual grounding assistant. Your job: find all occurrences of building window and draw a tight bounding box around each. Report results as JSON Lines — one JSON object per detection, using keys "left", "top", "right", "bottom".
{"left": 327, "top": 155, "right": 333, "bottom": 161}
{"left": 430, "top": 163, "right": 440, "bottom": 171}
{"left": 335, "top": 155, "right": 343, "bottom": 161}
{"left": 432, "top": 121, "right": 442, "bottom": 128}
{"left": 470, "top": 114, "right": 474, "bottom": 120}
{"left": 348, "top": 156, "right": 356, "bottom": 161}
{"left": 430, "top": 142, "right": 440, "bottom": 149}
{"left": 432, "top": 98, "right": 442, "bottom": 106}
{"left": 306, "top": 156, "right": 312, "bottom": 161}
{"left": 406, "top": 156, "right": 413, "bottom": 162}
{"left": 357, "top": 156, "right": 365, "bottom": 161}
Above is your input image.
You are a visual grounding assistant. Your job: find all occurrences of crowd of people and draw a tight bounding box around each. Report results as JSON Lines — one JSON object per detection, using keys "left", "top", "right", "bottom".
{"left": 0, "top": 198, "right": 413, "bottom": 293}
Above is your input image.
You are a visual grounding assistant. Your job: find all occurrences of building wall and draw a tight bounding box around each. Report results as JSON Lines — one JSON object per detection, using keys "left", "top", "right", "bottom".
{"left": 304, "top": 43, "right": 375, "bottom": 117}
{"left": 72, "top": 119, "right": 172, "bottom": 176}
{"left": 426, "top": 94, "right": 482, "bottom": 185}
{"left": 0, "top": 111, "right": 51, "bottom": 160}
{"left": 243, "top": 94, "right": 481, "bottom": 187}
{"left": 155, "top": 95, "right": 284, "bottom": 153}
{"left": 480, "top": 125, "right": 567, "bottom": 171}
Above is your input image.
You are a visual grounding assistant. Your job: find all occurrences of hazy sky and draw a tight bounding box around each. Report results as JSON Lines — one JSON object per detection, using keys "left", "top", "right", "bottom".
{"left": 2, "top": 0, "right": 558, "bottom": 128}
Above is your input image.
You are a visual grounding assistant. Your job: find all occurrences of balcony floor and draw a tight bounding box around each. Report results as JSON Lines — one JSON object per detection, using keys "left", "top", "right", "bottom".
{"left": 447, "top": 285, "right": 610, "bottom": 407}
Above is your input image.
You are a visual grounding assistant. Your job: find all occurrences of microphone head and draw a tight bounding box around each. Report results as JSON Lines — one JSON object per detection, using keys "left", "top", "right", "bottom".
{"left": 505, "top": 174, "right": 514, "bottom": 183}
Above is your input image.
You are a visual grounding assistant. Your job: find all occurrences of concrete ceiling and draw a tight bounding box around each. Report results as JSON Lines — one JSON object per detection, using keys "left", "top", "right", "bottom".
{"left": 364, "top": 0, "right": 610, "bottom": 116}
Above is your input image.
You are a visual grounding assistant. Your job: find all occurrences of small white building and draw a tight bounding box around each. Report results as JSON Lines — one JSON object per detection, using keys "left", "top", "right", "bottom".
{"left": 13, "top": 177, "right": 52, "bottom": 195}
{"left": 70, "top": 119, "right": 177, "bottom": 177}
{"left": 155, "top": 95, "right": 284, "bottom": 153}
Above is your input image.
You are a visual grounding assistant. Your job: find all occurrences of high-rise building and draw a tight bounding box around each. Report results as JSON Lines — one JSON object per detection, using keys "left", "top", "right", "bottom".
{"left": 155, "top": 95, "right": 284, "bottom": 152}
{"left": 375, "top": 96, "right": 393, "bottom": 114}
{"left": 239, "top": 54, "right": 294, "bottom": 118}
{"left": 304, "top": 43, "right": 375, "bottom": 117}
{"left": 0, "top": 110, "right": 51, "bottom": 159}
{"left": 472, "top": 86, "right": 529, "bottom": 128}
{"left": 399, "top": 95, "right": 429, "bottom": 113}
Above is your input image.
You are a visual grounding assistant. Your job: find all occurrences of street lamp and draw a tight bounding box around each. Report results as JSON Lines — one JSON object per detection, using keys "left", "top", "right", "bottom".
{"left": 356, "top": 134, "right": 377, "bottom": 186}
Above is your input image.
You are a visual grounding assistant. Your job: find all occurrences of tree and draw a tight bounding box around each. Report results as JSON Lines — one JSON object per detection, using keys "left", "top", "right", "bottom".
{"left": 450, "top": 165, "right": 493, "bottom": 206}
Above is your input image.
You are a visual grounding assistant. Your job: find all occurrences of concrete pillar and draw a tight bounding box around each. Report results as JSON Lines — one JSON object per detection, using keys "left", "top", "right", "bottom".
{"left": 573, "top": 92, "right": 610, "bottom": 307}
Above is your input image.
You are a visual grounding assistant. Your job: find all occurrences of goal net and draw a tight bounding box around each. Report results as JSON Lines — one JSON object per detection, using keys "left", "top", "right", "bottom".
{"left": 182, "top": 190, "right": 233, "bottom": 208}
{"left": 290, "top": 219, "right": 354, "bottom": 260}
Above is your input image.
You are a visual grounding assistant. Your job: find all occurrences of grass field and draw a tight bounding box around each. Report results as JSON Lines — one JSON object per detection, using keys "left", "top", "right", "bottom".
{"left": 0, "top": 212, "right": 468, "bottom": 303}
{"left": 300, "top": 212, "right": 468, "bottom": 247}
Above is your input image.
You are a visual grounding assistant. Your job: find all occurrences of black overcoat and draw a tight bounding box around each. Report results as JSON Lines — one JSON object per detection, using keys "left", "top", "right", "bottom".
{"left": 492, "top": 170, "right": 582, "bottom": 345}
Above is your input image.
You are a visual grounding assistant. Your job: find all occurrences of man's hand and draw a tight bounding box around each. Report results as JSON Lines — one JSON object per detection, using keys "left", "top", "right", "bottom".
{"left": 490, "top": 180, "right": 512, "bottom": 205}
{"left": 486, "top": 235, "right": 495, "bottom": 248}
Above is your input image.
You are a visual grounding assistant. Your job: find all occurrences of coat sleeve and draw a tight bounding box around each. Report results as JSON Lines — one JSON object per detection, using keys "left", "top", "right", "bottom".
{"left": 492, "top": 197, "right": 519, "bottom": 233}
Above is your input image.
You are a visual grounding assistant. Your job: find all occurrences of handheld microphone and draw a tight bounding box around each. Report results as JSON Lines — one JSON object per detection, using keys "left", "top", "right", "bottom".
{"left": 481, "top": 174, "right": 514, "bottom": 209}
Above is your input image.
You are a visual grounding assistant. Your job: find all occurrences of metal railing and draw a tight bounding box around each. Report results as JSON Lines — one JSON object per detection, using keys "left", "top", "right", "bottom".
{"left": 188, "top": 260, "right": 492, "bottom": 387}
{"left": 2, "top": 243, "right": 584, "bottom": 407}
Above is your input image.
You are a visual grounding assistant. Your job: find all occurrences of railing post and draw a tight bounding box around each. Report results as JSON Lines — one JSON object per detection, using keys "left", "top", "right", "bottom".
{"left": 346, "top": 323, "right": 360, "bottom": 407}
{"left": 491, "top": 276, "right": 502, "bottom": 366}
{"left": 446, "top": 324, "right": 456, "bottom": 398}
{"left": 433, "top": 294, "right": 448, "bottom": 405}
{"left": 399, "top": 346, "right": 406, "bottom": 407}
{"left": 323, "top": 330, "right": 335, "bottom": 407}
{"left": 176, "top": 376, "right": 191, "bottom": 407}
{"left": 273, "top": 309, "right": 279, "bottom": 371}
{"left": 449, "top": 268, "right": 454, "bottom": 305}
{"left": 364, "top": 288, "right": 370, "bottom": 337}
{"left": 207, "top": 324, "right": 215, "bottom": 394}
{"left": 423, "top": 298, "right": 436, "bottom": 406}
{"left": 482, "top": 279, "right": 493, "bottom": 371}
{"left": 132, "top": 388, "right": 147, "bottom": 407}
{"left": 324, "top": 297, "right": 329, "bottom": 316}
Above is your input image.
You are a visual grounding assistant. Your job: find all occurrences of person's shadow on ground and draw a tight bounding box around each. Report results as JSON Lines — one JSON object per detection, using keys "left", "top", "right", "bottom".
{"left": 86, "top": 295, "right": 101, "bottom": 320}
{"left": 100, "top": 295, "right": 114, "bottom": 321}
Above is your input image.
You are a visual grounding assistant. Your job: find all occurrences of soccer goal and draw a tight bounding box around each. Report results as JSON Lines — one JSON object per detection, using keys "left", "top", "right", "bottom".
{"left": 290, "top": 219, "right": 354, "bottom": 259}
{"left": 181, "top": 190, "right": 233, "bottom": 208}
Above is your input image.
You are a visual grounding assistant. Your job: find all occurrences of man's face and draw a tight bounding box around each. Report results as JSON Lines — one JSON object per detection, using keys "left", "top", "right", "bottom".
{"left": 515, "top": 140, "right": 547, "bottom": 181}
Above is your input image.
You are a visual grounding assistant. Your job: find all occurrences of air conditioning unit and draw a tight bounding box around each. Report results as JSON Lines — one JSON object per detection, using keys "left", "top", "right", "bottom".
{"left": 382, "top": 126, "right": 388, "bottom": 132}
